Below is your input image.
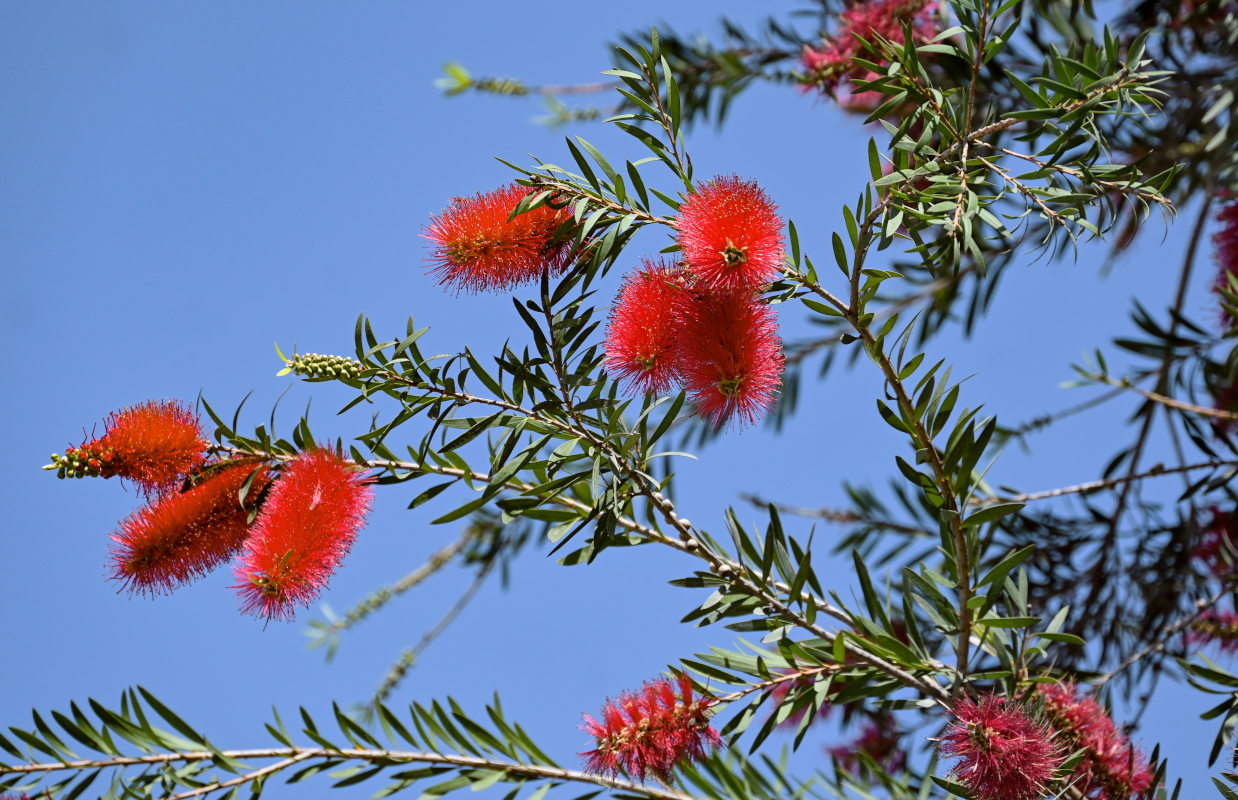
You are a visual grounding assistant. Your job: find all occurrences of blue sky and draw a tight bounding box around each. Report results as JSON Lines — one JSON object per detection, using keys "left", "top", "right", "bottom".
{"left": 0, "top": 2, "right": 1225, "bottom": 797}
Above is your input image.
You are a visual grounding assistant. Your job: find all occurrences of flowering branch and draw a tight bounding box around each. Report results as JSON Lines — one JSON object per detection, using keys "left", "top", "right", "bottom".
{"left": 310, "top": 530, "right": 475, "bottom": 647}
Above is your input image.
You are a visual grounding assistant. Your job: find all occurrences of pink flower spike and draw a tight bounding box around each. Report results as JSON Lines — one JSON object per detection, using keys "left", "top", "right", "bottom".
{"left": 233, "top": 448, "right": 372, "bottom": 623}
{"left": 1040, "top": 682, "right": 1154, "bottom": 799}
{"left": 1189, "top": 610, "right": 1238, "bottom": 652}
{"left": 940, "top": 695, "right": 1061, "bottom": 800}
{"left": 580, "top": 675, "right": 722, "bottom": 784}
{"left": 801, "top": 0, "right": 938, "bottom": 96}
{"left": 1213, "top": 194, "right": 1238, "bottom": 329}
{"left": 675, "top": 176, "right": 785, "bottom": 292}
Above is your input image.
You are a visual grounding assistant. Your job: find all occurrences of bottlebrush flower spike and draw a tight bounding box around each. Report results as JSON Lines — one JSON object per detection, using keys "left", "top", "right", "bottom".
{"left": 675, "top": 289, "right": 784, "bottom": 429}
{"left": 423, "top": 182, "right": 572, "bottom": 292}
{"left": 604, "top": 260, "right": 686, "bottom": 395}
{"left": 675, "top": 176, "right": 785, "bottom": 292}
{"left": 1213, "top": 193, "right": 1238, "bottom": 328}
{"left": 110, "top": 460, "right": 271, "bottom": 595}
{"left": 1040, "top": 682, "right": 1153, "bottom": 799}
{"left": 1189, "top": 610, "right": 1238, "bottom": 652}
{"left": 580, "top": 674, "right": 721, "bottom": 784}
{"left": 939, "top": 695, "right": 1061, "bottom": 800}
{"left": 801, "top": 0, "right": 938, "bottom": 96}
{"left": 51, "top": 400, "right": 207, "bottom": 493}
{"left": 233, "top": 448, "right": 373, "bottom": 623}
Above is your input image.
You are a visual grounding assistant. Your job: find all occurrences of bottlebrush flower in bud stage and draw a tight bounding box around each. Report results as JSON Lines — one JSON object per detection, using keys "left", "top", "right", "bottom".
{"left": 54, "top": 400, "right": 207, "bottom": 493}
{"left": 423, "top": 182, "right": 572, "bottom": 292}
{"left": 675, "top": 176, "right": 785, "bottom": 292}
{"left": 604, "top": 260, "right": 685, "bottom": 395}
{"left": 580, "top": 674, "right": 721, "bottom": 784}
{"left": 233, "top": 449, "right": 373, "bottom": 623}
{"left": 1040, "top": 682, "right": 1153, "bottom": 799}
{"left": 675, "top": 290, "right": 784, "bottom": 429}
{"left": 939, "top": 695, "right": 1061, "bottom": 800}
{"left": 110, "top": 461, "right": 271, "bottom": 595}
{"left": 1213, "top": 194, "right": 1238, "bottom": 328}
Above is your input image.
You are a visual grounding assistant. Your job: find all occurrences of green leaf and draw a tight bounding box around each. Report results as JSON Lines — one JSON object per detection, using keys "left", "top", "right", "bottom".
{"left": 978, "top": 615, "right": 1040, "bottom": 628}
{"left": 1032, "top": 632, "right": 1086, "bottom": 645}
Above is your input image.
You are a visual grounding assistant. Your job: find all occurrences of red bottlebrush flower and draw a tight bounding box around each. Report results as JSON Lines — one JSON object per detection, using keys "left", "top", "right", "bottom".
{"left": 233, "top": 449, "right": 373, "bottom": 623}
{"left": 1189, "top": 610, "right": 1238, "bottom": 652}
{"left": 62, "top": 400, "right": 207, "bottom": 493}
{"left": 801, "top": 0, "right": 938, "bottom": 98}
{"left": 828, "top": 716, "right": 906, "bottom": 776}
{"left": 580, "top": 674, "right": 722, "bottom": 784}
{"left": 1040, "top": 682, "right": 1153, "bottom": 799}
{"left": 109, "top": 460, "right": 271, "bottom": 595}
{"left": 604, "top": 260, "right": 686, "bottom": 395}
{"left": 423, "top": 182, "right": 572, "bottom": 292}
{"left": 939, "top": 695, "right": 1061, "bottom": 800}
{"left": 675, "top": 176, "right": 785, "bottom": 292}
{"left": 1213, "top": 194, "right": 1238, "bottom": 328}
{"left": 675, "top": 289, "right": 784, "bottom": 429}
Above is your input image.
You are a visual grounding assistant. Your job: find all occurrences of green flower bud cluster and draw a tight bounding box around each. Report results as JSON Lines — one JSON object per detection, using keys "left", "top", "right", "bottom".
{"left": 45, "top": 445, "right": 115, "bottom": 480}
{"left": 474, "top": 76, "right": 529, "bottom": 96}
{"left": 289, "top": 352, "right": 364, "bottom": 381}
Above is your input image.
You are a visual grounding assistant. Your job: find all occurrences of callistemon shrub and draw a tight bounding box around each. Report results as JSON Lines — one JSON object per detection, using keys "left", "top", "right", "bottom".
{"left": 27, "top": 9, "right": 1238, "bottom": 800}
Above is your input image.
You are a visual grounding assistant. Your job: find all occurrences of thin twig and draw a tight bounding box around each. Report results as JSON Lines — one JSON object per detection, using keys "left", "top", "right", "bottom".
{"left": 368, "top": 559, "right": 496, "bottom": 712}
{"left": 163, "top": 752, "right": 314, "bottom": 800}
{"left": 738, "top": 493, "right": 930, "bottom": 536}
{"left": 322, "top": 532, "right": 474, "bottom": 638}
{"left": 983, "top": 458, "right": 1238, "bottom": 503}
{"left": 1008, "top": 386, "right": 1129, "bottom": 436}
{"left": 1093, "top": 585, "right": 1233, "bottom": 690}
{"left": 1096, "top": 375, "right": 1238, "bottom": 421}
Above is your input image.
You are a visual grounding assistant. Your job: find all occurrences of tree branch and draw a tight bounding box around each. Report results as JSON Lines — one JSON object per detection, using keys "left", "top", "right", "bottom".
{"left": 1, "top": 748, "right": 698, "bottom": 800}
